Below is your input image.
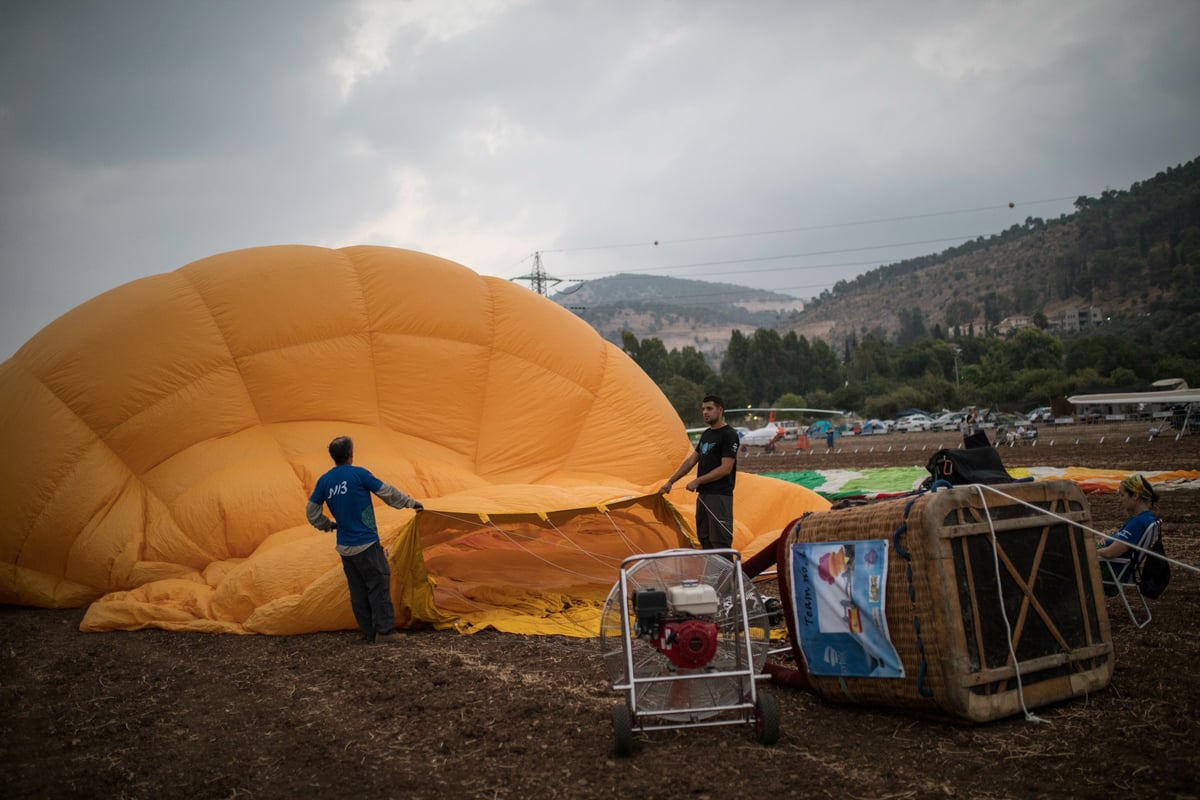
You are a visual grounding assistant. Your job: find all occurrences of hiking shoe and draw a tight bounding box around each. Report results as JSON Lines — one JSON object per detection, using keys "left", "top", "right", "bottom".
{"left": 374, "top": 632, "right": 405, "bottom": 644}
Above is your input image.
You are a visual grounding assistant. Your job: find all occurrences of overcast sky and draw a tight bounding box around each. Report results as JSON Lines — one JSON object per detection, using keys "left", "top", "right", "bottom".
{"left": 2, "top": 0, "right": 1198, "bottom": 358}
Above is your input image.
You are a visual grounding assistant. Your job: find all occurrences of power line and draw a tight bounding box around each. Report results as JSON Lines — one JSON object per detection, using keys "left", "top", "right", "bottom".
{"left": 551, "top": 233, "right": 987, "bottom": 280}
{"left": 537, "top": 194, "right": 1077, "bottom": 255}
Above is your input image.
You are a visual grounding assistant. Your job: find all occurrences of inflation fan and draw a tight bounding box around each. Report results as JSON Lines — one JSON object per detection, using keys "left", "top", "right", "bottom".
{"left": 599, "top": 549, "right": 780, "bottom": 756}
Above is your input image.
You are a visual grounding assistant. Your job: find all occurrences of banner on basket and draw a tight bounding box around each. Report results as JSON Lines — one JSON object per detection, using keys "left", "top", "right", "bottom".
{"left": 789, "top": 539, "right": 904, "bottom": 678}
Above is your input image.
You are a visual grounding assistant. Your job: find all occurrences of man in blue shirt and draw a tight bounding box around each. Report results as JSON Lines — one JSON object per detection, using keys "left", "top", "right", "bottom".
{"left": 306, "top": 436, "right": 424, "bottom": 643}
{"left": 660, "top": 394, "right": 739, "bottom": 553}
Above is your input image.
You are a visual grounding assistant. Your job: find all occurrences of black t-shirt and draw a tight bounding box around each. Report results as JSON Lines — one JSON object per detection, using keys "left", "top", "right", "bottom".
{"left": 695, "top": 425, "right": 739, "bottom": 495}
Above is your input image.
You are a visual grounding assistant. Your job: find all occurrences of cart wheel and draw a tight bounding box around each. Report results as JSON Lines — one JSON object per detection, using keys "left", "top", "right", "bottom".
{"left": 612, "top": 704, "right": 634, "bottom": 757}
{"left": 753, "top": 693, "right": 780, "bottom": 746}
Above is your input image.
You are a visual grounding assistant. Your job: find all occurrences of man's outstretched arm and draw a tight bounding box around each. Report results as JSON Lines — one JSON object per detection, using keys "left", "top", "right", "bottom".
{"left": 377, "top": 483, "right": 424, "bottom": 512}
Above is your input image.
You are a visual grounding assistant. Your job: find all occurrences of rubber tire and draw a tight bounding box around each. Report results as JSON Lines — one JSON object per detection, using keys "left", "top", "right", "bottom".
{"left": 612, "top": 703, "right": 634, "bottom": 758}
{"left": 754, "top": 693, "right": 780, "bottom": 746}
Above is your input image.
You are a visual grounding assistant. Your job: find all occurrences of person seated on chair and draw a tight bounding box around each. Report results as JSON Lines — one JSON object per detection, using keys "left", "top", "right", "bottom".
{"left": 1097, "top": 473, "right": 1159, "bottom": 596}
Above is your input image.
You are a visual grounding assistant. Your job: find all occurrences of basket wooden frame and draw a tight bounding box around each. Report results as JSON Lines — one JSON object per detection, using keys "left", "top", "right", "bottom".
{"left": 786, "top": 480, "right": 1113, "bottom": 722}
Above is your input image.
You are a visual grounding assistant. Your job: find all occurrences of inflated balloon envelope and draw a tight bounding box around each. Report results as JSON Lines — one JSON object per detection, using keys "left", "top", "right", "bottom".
{"left": 0, "top": 245, "right": 829, "bottom": 636}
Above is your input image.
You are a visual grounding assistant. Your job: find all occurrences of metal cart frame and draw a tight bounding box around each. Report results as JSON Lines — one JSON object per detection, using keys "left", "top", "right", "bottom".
{"left": 606, "top": 548, "right": 779, "bottom": 756}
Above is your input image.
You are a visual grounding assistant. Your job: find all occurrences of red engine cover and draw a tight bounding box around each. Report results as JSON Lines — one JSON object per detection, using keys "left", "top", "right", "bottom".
{"left": 655, "top": 618, "right": 719, "bottom": 669}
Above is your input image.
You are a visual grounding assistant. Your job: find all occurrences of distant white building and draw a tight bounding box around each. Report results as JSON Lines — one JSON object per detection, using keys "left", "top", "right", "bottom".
{"left": 1046, "top": 305, "right": 1103, "bottom": 333}
{"left": 996, "top": 315, "right": 1033, "bottom": 335}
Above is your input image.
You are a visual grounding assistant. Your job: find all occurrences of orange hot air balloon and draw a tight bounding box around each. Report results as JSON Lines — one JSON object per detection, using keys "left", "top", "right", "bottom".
{"left": 0, "top": 245, "right": 829, "bottom": 636}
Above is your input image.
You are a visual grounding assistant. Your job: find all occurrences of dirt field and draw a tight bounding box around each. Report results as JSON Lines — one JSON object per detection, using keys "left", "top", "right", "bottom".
{"left": 3, "top": 422, "right": 1198, "bottom": 800}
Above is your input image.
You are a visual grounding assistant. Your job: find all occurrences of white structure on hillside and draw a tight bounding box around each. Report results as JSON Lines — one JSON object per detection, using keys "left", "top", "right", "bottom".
{"left": 1046, "top": 305, "right": 1103, "bottom": 333}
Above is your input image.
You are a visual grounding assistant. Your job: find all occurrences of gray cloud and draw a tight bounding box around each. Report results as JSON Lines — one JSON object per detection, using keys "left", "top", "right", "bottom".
{"left": 2, "top": 0, "right": 1198, "bottom": 358}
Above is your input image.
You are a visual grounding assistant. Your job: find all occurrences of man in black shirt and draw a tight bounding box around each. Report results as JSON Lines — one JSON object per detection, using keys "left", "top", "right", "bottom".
{"left": 660, "top": 394, "right": 739, "bottom": 552}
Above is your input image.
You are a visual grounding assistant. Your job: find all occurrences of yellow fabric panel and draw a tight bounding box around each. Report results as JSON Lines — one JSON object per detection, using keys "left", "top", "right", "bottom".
{"left": 351, "top": 245, "right": 494, "bottom": 345}
{"left": 163, "top": 437, "right": 312, "bottom": 561}
{"left": 568, "top": 346, "right": 693, "bottom": 482}
{"left": 372, "top": 333, "right": 493, "bottom": 460}
{"left": 488, "top": 277, "right": 608, "bottom": 391}
{"left": 15, "top": 272, "right": 229, "bottom": 438}
{"left": 386, "top": 517, "right": 454, "bottom": 630}
{"left": 80, "top": 579, "right": 236, "bottom": 634}
{"left": 64, "top": 476, "right": 146, "bottom": 590}
{"left": 105, "top": 363, "right": 259, "bottom": 475}
{"left": 1, "top": 244, "right": 831, "bottom": 637}
{"left": 0, "top": 563, "right": 98, "bottom": 608}
{"left": 475, "top": 350, "right": 601, "bottom": 482}
{"left": 211, "top": 532, "right": 338, "bottom": 623}
{"left": 0, "top": 360, "right": 102, "bottom": 563}
{"left": 141, "top": 491, "right": 223, "bottom": 570}
{"left": 240, "top": 334, "right": 380, "bottom": 426}
{"left": 17, "top": 440, "right": 133, "bottom": 587}
{"left": 240, "top": 568, "right": 352, "bottom": 635}
{"left": 180, "top": 245, "right": 364, "bottom": 361}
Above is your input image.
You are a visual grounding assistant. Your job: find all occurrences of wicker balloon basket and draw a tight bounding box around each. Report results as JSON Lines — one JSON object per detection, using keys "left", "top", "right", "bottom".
{"left": 780, "top": 480, "right": 1113, "bottom": 722}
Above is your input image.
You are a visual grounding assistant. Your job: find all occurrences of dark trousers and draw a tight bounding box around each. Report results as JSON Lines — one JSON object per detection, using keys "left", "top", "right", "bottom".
{"left": 340, "top": 543, "right": 395, "bottom": 640}
{"left": 696, "top": 493, "right": 734, "bottom": 551}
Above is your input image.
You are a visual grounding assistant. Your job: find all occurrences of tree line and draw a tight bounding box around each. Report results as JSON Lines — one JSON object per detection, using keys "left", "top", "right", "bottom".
{"left": 623, "top": 303, "right": 1200, "bottom": 426}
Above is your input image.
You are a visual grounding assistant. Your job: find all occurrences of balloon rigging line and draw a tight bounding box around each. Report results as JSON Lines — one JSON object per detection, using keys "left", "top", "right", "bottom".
{"left": 971, "top": 485, "right": 1048, "bottom": 725}
{"left": 543, "top": 515, "right": 637, "bottom": 568}
{"left": 421, "top": 509, "right": 621, "bottom": 582}
{"left": 973, "top": 485, "right": 1198, "bottom": 575}
{"left": 599, "top": 507, "right": 643, "bottom": 554}
{"left": 696, "top": 494, "right": 737, "bottom": 542}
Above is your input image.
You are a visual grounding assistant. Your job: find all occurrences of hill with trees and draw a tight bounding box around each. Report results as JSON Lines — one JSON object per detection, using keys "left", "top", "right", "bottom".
{"left": 551, "top": 157, "right": 1200, "bottom": 425}
{"left": 796, "top": 156, "right": 1200, "bottom": 349}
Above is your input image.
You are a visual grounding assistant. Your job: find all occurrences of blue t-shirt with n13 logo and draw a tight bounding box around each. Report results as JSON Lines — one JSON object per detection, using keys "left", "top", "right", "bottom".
{"left": 310, "top": 464, "right": 384, "bottom": 548}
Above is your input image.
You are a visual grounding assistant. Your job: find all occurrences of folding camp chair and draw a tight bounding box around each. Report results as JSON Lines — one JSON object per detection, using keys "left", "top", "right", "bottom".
{"left": 1098, "top": 518, "right": 1161, "bottom": 629}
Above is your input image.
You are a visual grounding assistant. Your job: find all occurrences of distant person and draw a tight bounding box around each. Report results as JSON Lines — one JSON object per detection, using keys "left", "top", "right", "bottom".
{"left": 660, "top": 395, "right": 739, "bottom": 553}
{"left": 1097, "top": 473, "right": 1160, "bottom": 595}
{"left": 960, "top": 407, "right": 989, "bottom": 448}
{"left": 826, "top": 428, "right": 835, "bottom": 450}
{"left": 306, "top": 436, "right": 424, "bottom": 644}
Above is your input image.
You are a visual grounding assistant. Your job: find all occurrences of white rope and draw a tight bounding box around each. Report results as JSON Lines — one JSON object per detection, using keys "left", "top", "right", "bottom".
{"left": 696, "top": 493, "right": 736, "bottom": 540}
{"left": 598, "top": 507, "right": 644, "bottom": 555}
{"left": 542, "top": 514, "right": 630, "bottom": 568}
{"left": 970, "top": 484, "right": 1200, "bottom": 576}
{"left": 969, "top": 485, "right": 1048, "bottom": 725}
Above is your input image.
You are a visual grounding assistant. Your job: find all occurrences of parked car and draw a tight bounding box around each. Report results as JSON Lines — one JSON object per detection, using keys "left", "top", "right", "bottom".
{"left": 932, "top": 412, "right": 963, "bottom": 431}
{"left": 895, "top": 414, "right": 933, "bottom": 432}
{"left": 1026, "top": 407, "right": 1053, "bottom": 423}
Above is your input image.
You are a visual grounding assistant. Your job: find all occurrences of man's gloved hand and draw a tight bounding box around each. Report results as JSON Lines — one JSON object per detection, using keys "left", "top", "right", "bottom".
{"left": 413, "top": 502, "right": 424, "bottom": 512}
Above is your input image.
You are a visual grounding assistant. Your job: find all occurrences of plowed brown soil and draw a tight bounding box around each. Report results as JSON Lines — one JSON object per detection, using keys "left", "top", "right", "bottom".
{"left": 3, "top": 421, "right": 1198, "bottom": 800}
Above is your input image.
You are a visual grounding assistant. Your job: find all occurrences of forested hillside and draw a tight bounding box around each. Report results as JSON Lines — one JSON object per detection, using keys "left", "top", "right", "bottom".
{"left": 564, "top": 157, "right": 1200, "bottom": 426}
{"left": 797, "top": 156, "right": 1200, "bottom": 348}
